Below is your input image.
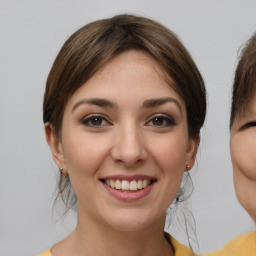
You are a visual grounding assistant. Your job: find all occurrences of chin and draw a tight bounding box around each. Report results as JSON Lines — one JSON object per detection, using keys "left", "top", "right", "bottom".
{"left": 246, "top": 208, "right": 256, "bottom": 224}
{"left": 105, "top": 210, "right": 162, "bottom": 232}
{"left": 110, "top": 222, "right": 153, "bottom": 233}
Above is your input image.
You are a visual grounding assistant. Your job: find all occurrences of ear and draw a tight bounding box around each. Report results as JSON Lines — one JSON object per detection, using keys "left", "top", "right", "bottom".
{"left": 185, "top": 134, "right": 199, "bottom": 172}
{"left": 44, "top": 122, "right": 68, "bottom": 174}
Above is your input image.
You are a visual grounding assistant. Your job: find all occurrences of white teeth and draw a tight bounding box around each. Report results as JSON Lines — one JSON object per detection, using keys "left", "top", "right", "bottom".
{"left": 110, "top": 180, "right": 115, "bottom": 188}
{"left": 115, "top": 180, "right": 121, "bottom": 190}
{"left": 121, "top": 180, "right": 130, "bottom": 190}
{"left": 137, "top": 180, "right": 142, "bottom": 189}
{"left": 142, "top": 180, "right": 149, "bottom": 188}
{"left": 105, "top": 179, "right": 152, "bottom": 191}
{"left": 130, "top": 180, "right": 137, "bottom": 191}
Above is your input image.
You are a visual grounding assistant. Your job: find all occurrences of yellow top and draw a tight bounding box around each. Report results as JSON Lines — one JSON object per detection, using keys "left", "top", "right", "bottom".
{"left": 38, "top": 235, "right": 193, "bottom": 256}
{"left": 170, "top": 236, "right": 194, "bottom": 255}
{"left": 200, "top": 231, "right": 256, "bottom": 256}
{"left": 38, "top": 249, "right": 51, "bottom": 256}
{"left": 38, "top": 231, "right": 256, "bottom": 256}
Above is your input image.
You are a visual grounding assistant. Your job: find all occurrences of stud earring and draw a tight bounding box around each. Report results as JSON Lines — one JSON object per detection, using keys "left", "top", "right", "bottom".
{"left": 59, "top": 167, "right": 64, "bottom": 173}
{"left": 185, "top": 165, "right": 190, "bottom": 171}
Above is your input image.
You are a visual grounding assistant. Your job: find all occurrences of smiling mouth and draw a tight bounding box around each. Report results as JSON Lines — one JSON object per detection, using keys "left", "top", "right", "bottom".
{"left": 100, "top": 179, "right": 156, "bottom": 192}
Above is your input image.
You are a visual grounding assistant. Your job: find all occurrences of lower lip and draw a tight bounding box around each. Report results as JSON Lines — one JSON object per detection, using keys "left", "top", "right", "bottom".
{"left": 103, "top": 182, "right": 154, "bottom": 202}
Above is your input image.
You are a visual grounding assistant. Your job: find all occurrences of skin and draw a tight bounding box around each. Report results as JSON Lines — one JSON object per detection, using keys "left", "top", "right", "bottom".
{"left": 230, "top": 92, "right": 256, "bottom": 224}
{"left": 45, "top": 50, "right": 198, "bottom": 256}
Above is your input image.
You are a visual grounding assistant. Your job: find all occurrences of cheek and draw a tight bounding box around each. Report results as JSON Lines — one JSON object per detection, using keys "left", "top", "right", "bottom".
{"left": 62, "top": 131, "right": 110, "bottom": 176}
{"left": 148, "top": 133, "right": 188, "bottom": 173}
{"left": 153, "top": 138, "right": 186, "bottom": 206}
{"left": 231, "top": 135, "right": 256, "bottom": 180}
{"left": 61, "top": 132, "right": 112, "bottom": 202}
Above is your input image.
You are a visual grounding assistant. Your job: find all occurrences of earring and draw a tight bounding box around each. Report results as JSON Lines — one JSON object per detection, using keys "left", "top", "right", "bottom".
{"left": 59, "top": 167, "right": 64, "bottom": 173}
{"left": 185, "top": 165, "right": 190, "bottom": 171}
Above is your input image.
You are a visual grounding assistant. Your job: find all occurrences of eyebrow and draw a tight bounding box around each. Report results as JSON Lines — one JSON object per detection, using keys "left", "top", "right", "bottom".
{"left": 72, "top": 97, "right": 183, "bottom": 116}
{"left": 72, "top": 98, "right": 116, "bottom": 112}
{"left": 143, "top": 97, "right": 183, "bottom": 117}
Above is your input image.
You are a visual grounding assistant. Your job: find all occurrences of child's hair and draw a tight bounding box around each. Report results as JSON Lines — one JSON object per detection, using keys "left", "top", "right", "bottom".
{"left": 230, "top": 32, "right": 256, "bottom": 127}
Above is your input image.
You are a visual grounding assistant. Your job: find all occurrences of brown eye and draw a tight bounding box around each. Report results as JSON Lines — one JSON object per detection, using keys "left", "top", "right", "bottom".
{"left": 147, "top": 115, "right": 176, "bottom": 127}
{"left": 90, "top": 117, "right": 103, "bottom": 126}
{"left": 152, "top": 117, "right": 165, "bottom": 126}
{"left": 81, "top": 115, "right": 110, "bottom": 127}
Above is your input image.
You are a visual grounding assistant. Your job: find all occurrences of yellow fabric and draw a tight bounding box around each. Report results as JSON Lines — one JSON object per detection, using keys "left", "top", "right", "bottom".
{"left": 38, "top": 232, "right": 256, "bottom": 256}
{"left": 38, "top": 249, "right": 52, "bottom": 256}
{"left": 170, "top": 236, "right": 194, "bottom": 256}
{"left": 38, "top": 231, "right": 256, "bottom": 256}
{"left": 38, "top": 234, "right": 193, "bottom": 256}
{"left": 200, "top": 231, "right": 256, "bottom": 256}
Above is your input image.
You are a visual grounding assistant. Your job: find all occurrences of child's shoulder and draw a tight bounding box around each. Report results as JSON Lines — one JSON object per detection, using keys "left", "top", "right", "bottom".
{"left": 223, "top": 231, "right": 256, "bottom": 254}
{"left": 200, "top": 231, "right": 256, "bottom": 256}
{"left": 38, "top": 249, "right": 52, "bottom": 256}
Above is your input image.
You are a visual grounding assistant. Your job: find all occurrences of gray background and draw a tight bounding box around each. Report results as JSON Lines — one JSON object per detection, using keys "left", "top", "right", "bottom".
{"left": 1, "top": 0, "right": 255, "bottom": 255}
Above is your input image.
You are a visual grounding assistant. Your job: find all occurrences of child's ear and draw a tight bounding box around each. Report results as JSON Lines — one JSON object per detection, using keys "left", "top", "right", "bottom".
{"left": 185, "top": 134, "right": 199, "bottom": 171}
{"left": 44, "top": 122, "right": 68, "bottom": 174}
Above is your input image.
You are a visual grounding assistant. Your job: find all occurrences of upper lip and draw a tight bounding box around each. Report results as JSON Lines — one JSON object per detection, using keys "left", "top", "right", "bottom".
{"left": 99, "top": 174, "right": 157, "bottom": 182}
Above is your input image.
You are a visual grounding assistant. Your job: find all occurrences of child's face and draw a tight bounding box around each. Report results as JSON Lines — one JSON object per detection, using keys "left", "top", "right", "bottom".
{"left": 230, "top": 92, "right": 256, "bottom": 223}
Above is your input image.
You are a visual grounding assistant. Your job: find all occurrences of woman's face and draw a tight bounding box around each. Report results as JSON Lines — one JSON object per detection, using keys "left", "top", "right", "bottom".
{"left": 230, "top": 92, "right": 256, "bottom": 223}
{"left": 46, "top": 50, "right": 198, "bottom": 232}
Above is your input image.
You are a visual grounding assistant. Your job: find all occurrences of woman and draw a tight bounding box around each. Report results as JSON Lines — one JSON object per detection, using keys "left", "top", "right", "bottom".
{"left": 39, "top": 14, "right": 206, "bottom": 256}
{"left": 201, "top": 33, "right": 256, "bottom": 256}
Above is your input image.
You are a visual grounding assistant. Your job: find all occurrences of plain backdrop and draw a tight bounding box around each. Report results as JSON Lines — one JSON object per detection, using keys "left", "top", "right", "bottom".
{"left": 1, "top": 0, "right": 255, "bottom": 255}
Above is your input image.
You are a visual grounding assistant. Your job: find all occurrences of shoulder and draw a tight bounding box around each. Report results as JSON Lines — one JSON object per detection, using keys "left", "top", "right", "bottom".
{"left": 200, "top": 231, "right": 256, "bottom": 256}
{"left": 222, "top": 231, "right": 256, "bottom": 255}
{"left": 38, "top": 249, "right": 52, "bottom": 256}
{"left": 165, "top": 233, "right": 194, "bottom": 256}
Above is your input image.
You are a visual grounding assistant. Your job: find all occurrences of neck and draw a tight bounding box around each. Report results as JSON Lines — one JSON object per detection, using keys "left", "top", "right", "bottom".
{"left": 63, "top": 209, "right": 174, "bottom": 256}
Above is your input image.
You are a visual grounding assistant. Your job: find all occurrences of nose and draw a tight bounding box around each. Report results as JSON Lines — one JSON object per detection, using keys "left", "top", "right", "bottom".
{"left": 111, "top": 123, "right": 147, "bottom": 167}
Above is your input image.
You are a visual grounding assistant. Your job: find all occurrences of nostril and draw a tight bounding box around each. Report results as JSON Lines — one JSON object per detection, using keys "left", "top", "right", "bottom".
{"left": 110, "top": 132, "right": 147, "bottom": 165}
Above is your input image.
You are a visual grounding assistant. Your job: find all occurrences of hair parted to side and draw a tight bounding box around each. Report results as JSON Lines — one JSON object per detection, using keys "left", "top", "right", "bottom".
{"left": 43, "top": 14, "right": 206, "bottom": 212}
{"left": 230, "top": 32, "right": 256, "bottom": 128}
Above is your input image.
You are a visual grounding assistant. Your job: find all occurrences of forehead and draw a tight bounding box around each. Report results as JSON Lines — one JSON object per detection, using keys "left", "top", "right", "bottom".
{"left": 232, "top": 90, "right": 256, "bottom": 126}
{"left": 69, "top": 50, "right": 182, "bottom": 102}
{"left": 94, "top": 50, "right": 170, "bottom": 86}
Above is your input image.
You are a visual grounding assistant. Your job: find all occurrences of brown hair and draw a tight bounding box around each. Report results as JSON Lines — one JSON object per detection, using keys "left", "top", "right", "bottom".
{"left": 43, "top": 14, "right": 206, "bottom": 210}
{"left": 230, "top": 33, "right": 256, "bottom": 128}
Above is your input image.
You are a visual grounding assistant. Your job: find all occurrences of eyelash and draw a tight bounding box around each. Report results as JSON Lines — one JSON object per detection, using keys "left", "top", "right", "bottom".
{"left": 146, "top": 114, "right": 176, "bottom": 127}
{"left": 240, "top": 122, "right": 256, "bottom": 130}
{"left": 80, "top": 114, "right": 111, "bottom": 127}
{"left": 80, "top": 114, "right": 176, "bottom": 128}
